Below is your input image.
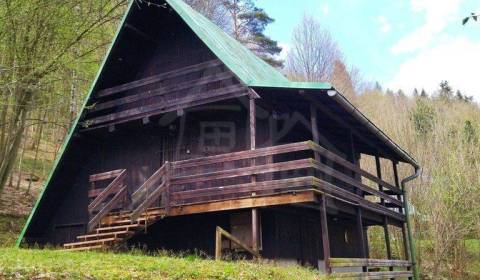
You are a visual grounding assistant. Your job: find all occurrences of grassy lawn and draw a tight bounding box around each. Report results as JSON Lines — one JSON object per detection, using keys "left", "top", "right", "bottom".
{"left": 0, "top": 215, "right": 26, "bottom": 247}
{"left": 0, "top": 248, "right": 327, "bottom": 280}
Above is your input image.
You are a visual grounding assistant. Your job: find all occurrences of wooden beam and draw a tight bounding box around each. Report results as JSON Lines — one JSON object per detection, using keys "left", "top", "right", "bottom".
{"left": 375, "top": 155, "right": 385, "bottom": 206}
{"left": 172, "top": 141, "right": 310, "bottom": 169}
{"left": 171, "top": 158, "right": 313, "bottom": 185}
{"left": 252, "top": 209, "right": 259, "bottom": 253}
{"left": 312, "top": 160, "right": 403, "bottom": 207}
{"left": 320, "top": 195, "right": 332, "bottom": 274}
{"left": 90, "top": 71, "right": 235, "bottom": 113}
{"left": 95, "top": 59, "right": 223, "bottom": 98}
{"left": 84, "top": 87, "right": 249, "bottom": 130}
{"left": 330, "top": 258, "right": 412, "bottom": 268}
{"left": 89, "top": 169, "right": 125, "bottom": 182}
{"left": 309, "top": 142, "right": 401, "bottom": 194}
{"left": 215, "top": 226, "right": 260, "bottom": 260}
{"left": 392, "top": 160, "right": 404, "bottom": 213}
{"left": 357, "top": 208, "right": 367, "bottom": 261}
{"left": 169, "top": 191, "right": 317, "bottom": 216}
{"left": 310, "top": 104, "right": 321, "bottom": 162}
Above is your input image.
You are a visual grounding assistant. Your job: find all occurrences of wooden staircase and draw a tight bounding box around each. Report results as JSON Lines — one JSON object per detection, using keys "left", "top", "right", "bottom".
{"left": 63, "top": 163, "right": 171, "bottom": 251}
{"left": 63, "top": 211, "right": 162, "bottom": 251}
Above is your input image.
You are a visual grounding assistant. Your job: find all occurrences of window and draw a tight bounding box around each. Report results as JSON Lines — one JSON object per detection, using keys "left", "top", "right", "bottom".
{"left": 199, "top": 122, "right": 236, "bottom": 153}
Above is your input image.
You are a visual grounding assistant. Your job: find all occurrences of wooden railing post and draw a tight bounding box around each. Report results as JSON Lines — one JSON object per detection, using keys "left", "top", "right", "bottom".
{"left": 319, "top": 195, "right": 332, "bottom": 274}
{"left": 356, "top": 207, "right": 367, "bottom": 272}
{"left": 165, "top": 161, "right": 171, "bottom": 215}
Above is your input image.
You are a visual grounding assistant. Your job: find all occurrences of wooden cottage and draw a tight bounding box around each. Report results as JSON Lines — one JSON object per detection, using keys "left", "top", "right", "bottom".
{"left": 18, "top": 0, "right": 420, "bottom": 278}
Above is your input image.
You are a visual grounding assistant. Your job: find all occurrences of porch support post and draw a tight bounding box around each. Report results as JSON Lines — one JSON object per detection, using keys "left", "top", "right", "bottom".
{"left": 375, "top": 155, "right": 385, "bottom": 205}
{"left": 319, "top": 195, "right": 331, "bottom": 274}
{"left": 310, "top": 104, "right": 320, "bottom": 162}
{"left": 249, "top": 96, "right": 260, "bottom": 255}
{"left": 393, "top": 161, "right": 411, "bottom": 261}
{"left": 252, "top": 208, "right": 259, "bottom": 254}
{"left": 356, "top": 207, "right": 367, "bottom": 272}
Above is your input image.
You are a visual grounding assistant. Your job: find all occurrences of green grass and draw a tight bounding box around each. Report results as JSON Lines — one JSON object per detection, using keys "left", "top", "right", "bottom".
{"left": 0, "top": 248, "right": 327, "bottom": 280}
{"left": 0, "top": 215, "right": 26, "bottom": 247}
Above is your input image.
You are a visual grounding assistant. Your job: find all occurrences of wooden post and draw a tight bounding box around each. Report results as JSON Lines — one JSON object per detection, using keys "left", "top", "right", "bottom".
{"left": 164, "top": 162, "right": 171, "bottom": 215}
{"left": 392, "top": 161, "right": 403, "bottom": 213}
{"left": 252, "top": 208, "right": 259, "bottom": 253}
{"left": 215, "top": 226, "right": 222, "bottom": 260}
{"left": 249, "top": 97, "right": 256, "bottom": 151}
{"left": 310, "top": 104, "right": 321, "bottom": 179}
{"left": 319, "top": 195, "right": 331, "bottom": 274}
{"left": 375, "top": 155, "right": 385, "bottom": 206}
{"left": 350, "top": 131, "right": 362, "bottom": 196}
{"left": 249, "top": 97, "right": 260, "bottom": 256}
{"left": 356, "top": 207, "right": 367, "bottom": 272}
{"left": 384, "top": 216, "right": 393, "bottom": 277}
{"left": 310, "top": 104, "right": 320, "bottom": 161}
{"left": 393, "top": 161, "right": 412, "bottom": 266}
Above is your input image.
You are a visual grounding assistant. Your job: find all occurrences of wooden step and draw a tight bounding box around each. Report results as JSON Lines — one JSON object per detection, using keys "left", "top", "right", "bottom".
{"left": 96, "top": 224, "right": 141, "bottom": 233}
{"left": 333, "top": 270, "right": 413, "bottom": 279}
{"left": 100, "top": 218, "right": 147, "bottom": 227}
{"left": 62, "top": 245, "right": 105, "bottom": 252}
{"left": 76, "top": 230, "right": 134, "bottom": 241}
{"left": 64, "top": 237, "right": 120, "bottom": 248}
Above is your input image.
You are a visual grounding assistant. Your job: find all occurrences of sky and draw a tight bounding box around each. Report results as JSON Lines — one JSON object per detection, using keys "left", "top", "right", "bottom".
{"left": 257, "top": 0, "right": 480, "bottom": 99}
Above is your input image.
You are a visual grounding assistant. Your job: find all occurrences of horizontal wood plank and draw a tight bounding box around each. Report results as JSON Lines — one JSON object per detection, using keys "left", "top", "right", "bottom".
{"left": 333, "top": 271, "right": 413, "bottom": 279}
{"left": 171, "top": 158, "right": 313, "bottom": 185}
{"left": 172, "top": 177, "right": 314, "bottom": 201}
{"left": 85, "top": 81, "right": 244, "bottom": 126}
{"left": 309, "top": 142, "right": 402, "bottom": 194}
{"left": 95, "top": 59, "right": 223, "bottom": 98}
{"left": 330, "top": 258, "right": 412, "bottom": 267}
{"left": 312, "top": 160, "right": 402, "bottom": 207}
{"left": 89, "top": 71, "right": 236, "bottom": 113}
{"left": 172, "top": 141, "right": 310, "bottom": 169}
{"left": 89, "top": 169, "right": 125, "bottom": 182}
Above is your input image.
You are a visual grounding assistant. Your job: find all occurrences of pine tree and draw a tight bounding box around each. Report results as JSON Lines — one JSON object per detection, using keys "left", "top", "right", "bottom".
{"left": 439, "top": 80, "right": 453, "bottom": 100}
{"left": 413, "top": 88, "right": 419, "bottom": 97}
{"left": 222, "top": 0, "right": 283, "bottom": 67}
{"left": 420, "top": 88, "right": 428, "bottom": 98}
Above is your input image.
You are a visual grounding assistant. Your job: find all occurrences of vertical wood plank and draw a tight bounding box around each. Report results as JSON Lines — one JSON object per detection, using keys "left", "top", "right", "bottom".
{"left": 310, "top": 104, "right": 321, "bottom": 179}
{"left": 249, "top": 97, "right": 259, "bottom": 257}
{"left": 165, "top": 162, "right": 171, "bottom": 215}
{"left": 375, "top": 155, "right": 385, "bottom": 205}
{"left": 356, "top": 207, "right": 367, "bottom": 273}
{"left": 249, "top": 97, "right": 256, "bottom": 151}
{"left": 319, "top": 195, "right": 331, "bottom": 274}
{"left": 252, "top": 208, "right": 259, "bottom": 253}
{"left": 392, "top": 161, "right": 403, "bottom": 213}
{"left": 215, "top": 226, "right": 222, "bottom": 260}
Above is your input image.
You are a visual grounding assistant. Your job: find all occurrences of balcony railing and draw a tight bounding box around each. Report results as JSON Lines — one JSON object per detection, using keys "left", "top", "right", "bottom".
{"left": 89, "top": 141, "right": 406, "bottom": 231}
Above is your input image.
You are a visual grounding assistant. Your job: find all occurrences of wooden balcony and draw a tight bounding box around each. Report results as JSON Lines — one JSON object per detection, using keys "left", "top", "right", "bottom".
{"left": 90, "top": 140, "right": 406, "bottom": 231}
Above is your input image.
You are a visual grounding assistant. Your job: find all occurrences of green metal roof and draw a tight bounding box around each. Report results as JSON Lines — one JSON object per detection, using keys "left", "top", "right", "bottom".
{"left": 166, "top": 0, "right": 332, "bottom": 90}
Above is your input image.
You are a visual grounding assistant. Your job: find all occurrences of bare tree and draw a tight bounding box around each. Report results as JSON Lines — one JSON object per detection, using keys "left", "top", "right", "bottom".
{"left": 185, "top": 0, "right": 230, "bottom": 30}
{"left": 286, "top": 15, "right": 342, "bottom": 82}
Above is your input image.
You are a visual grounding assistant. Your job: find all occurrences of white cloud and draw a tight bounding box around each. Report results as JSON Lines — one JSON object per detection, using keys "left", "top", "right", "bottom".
{"left": 391, "top": 0, "right": 462, "bottom": 54}
{"left": 388, "top": 37, "right": 480, "bottom": 100}
{"left": 321, "top": 4, "right": 329, "bottom": 16}
{"left": 378, "top": 15, "right": 391, "bottom": 33}
{"left": 277, "top": 42, "right": 291, "bottom": 61}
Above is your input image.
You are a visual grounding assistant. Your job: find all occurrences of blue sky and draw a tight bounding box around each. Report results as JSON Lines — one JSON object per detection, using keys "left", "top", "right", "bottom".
{"left": 257, "top": 0, "right": 480, "bottom": 99}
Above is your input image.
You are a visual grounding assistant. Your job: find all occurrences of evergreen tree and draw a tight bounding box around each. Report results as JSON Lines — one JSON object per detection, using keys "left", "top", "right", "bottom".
{"left": 439, "top": 80, "right": 453, "bottom": 100}
{"left": 413, "top": 88, "right": 419, "bottom": 97}
{"left": 420, "top": 88, "right": 428, "bottom": 98}
{"left": 186, "top": 0, "right": 282, "bottom": 67}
